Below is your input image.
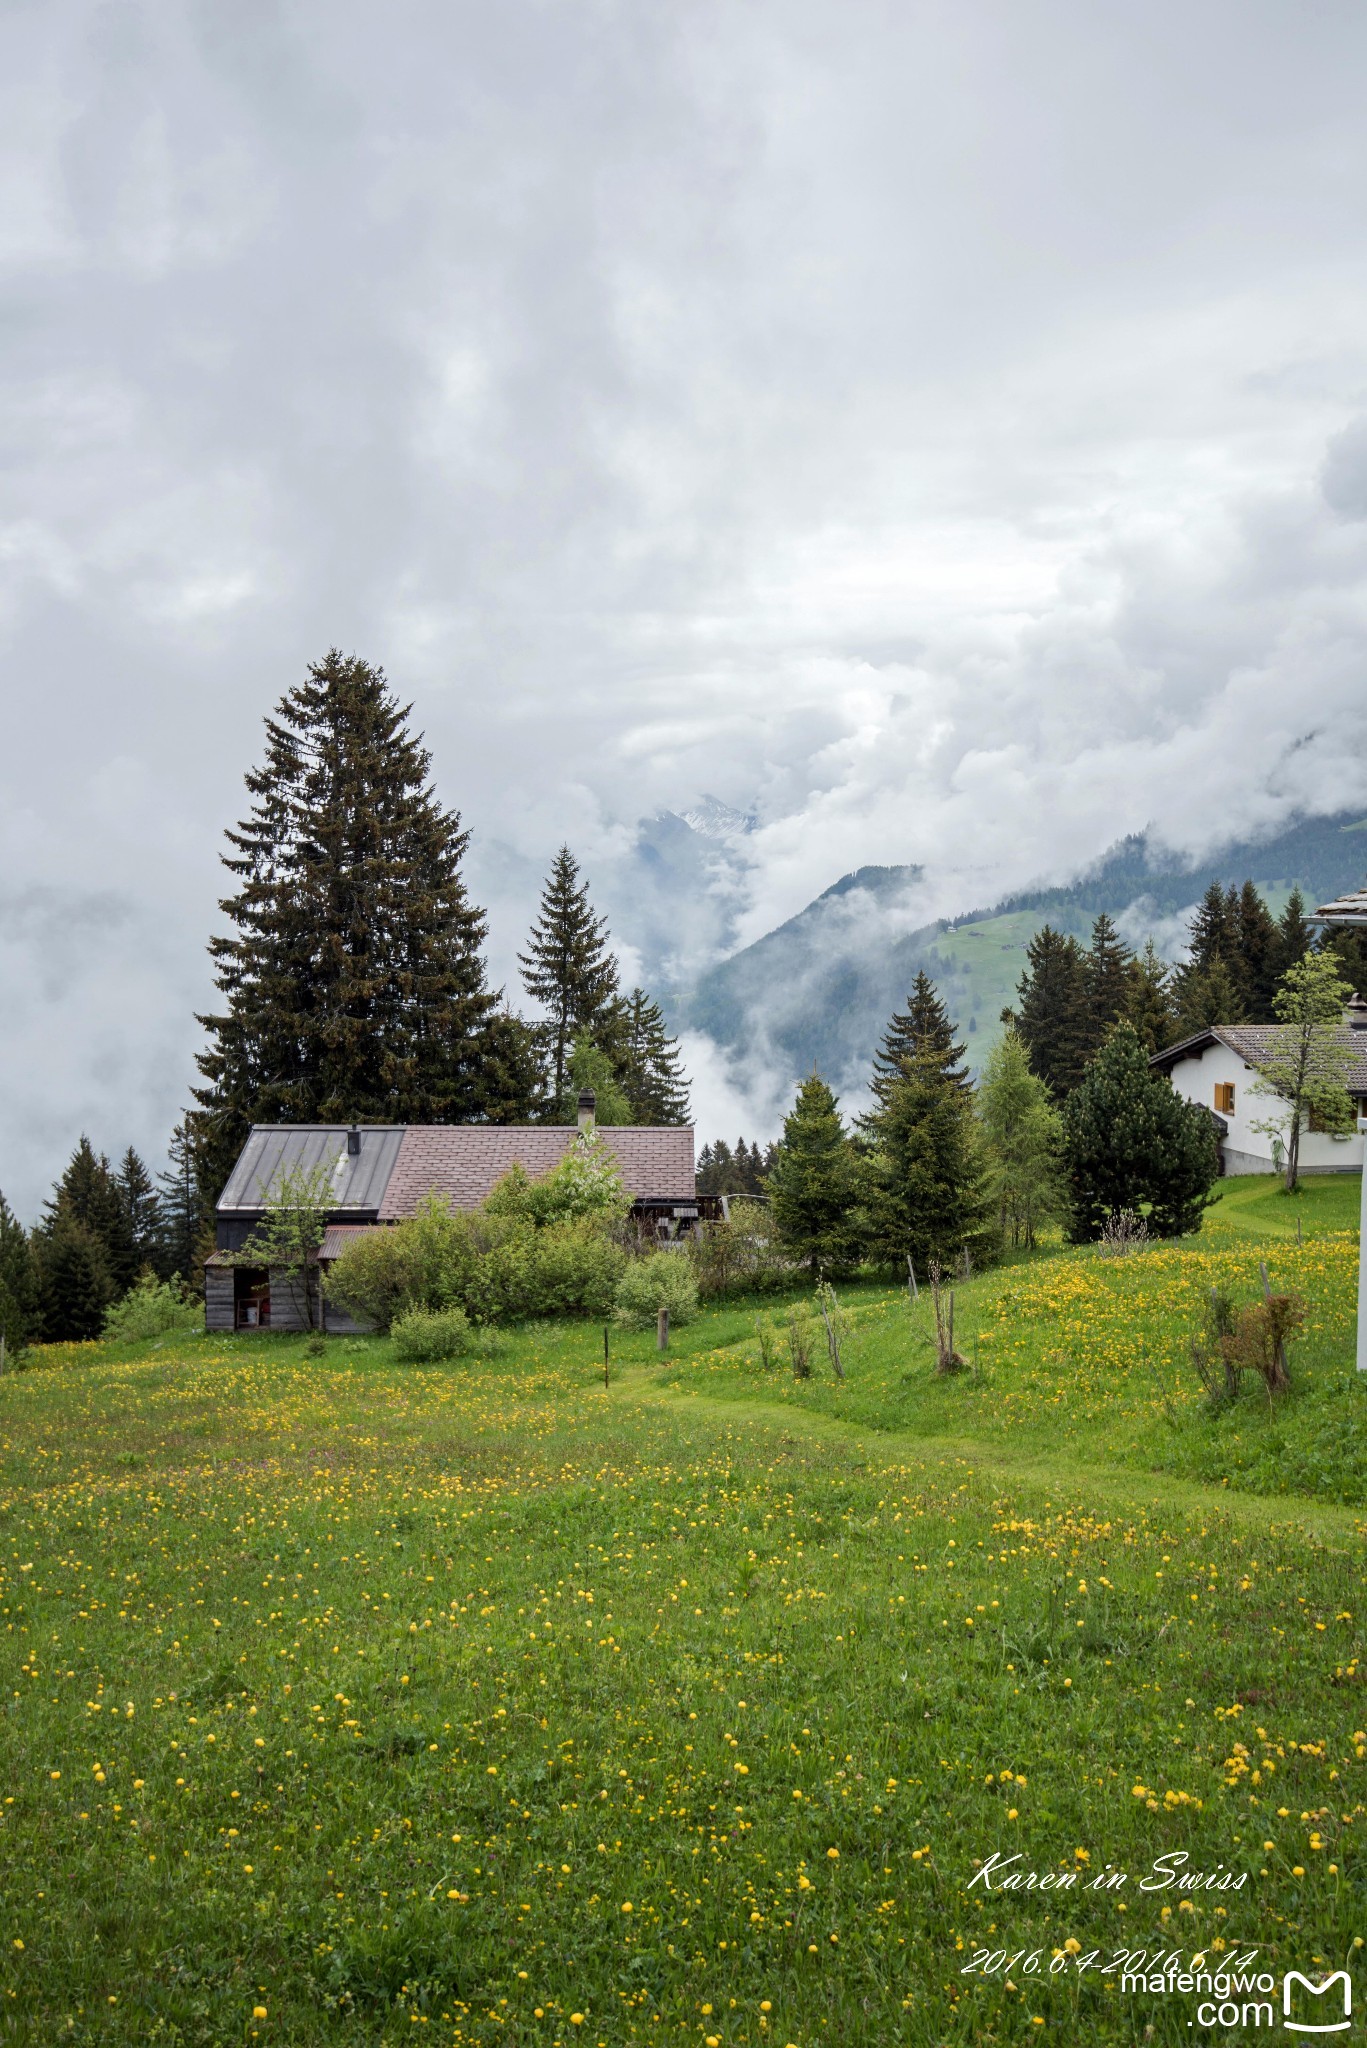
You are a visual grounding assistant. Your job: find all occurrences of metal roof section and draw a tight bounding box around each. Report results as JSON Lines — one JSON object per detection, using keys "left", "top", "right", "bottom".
{"left": 217, "top": 1125, "right": 408, "bottom": 1212}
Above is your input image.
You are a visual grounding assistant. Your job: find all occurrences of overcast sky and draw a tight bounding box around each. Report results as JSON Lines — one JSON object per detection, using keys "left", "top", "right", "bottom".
{"left": 5, "top": 0, "right": 1367, "bottom": 1217}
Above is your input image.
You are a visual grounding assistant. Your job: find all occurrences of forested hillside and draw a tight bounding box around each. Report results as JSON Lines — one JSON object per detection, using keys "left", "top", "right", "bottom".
{"left": 678, "top": 810, "right": 1367, "bottom": 1092}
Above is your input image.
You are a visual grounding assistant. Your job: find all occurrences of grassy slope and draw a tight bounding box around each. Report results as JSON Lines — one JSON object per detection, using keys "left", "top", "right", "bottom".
{"left": 0, "top": 1186, "right": 1362, "bottom": 2047}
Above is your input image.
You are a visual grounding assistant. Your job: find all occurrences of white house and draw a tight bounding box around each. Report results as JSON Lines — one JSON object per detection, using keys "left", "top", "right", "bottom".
{"left": 1149, "top": 994, "right": 1367, "bottom": 1176}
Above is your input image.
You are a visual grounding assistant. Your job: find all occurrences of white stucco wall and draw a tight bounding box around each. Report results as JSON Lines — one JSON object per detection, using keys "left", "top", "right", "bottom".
{"left": 1165, "top": 1038, "right": 1365, "bottom": 1175}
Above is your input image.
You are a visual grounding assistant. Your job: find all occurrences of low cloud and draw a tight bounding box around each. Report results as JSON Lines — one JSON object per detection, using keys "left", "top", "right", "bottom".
{"left": 5, "top": 1, "right": 1367, "bottom": 1206}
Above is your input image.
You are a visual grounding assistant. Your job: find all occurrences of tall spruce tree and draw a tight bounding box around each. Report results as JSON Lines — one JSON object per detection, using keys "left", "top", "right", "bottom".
{"left": 1236, "top": 881, "right": 1281, "bottom": 1021}
{"left": 37, "top": 1217, "right": 114, "bottom": 1341}
{"left": 158, "top": 1117, "right": 214, "bottom": 1282}
{"left": 1082, "top": 913, "right": 1135, "bottom": 1059}
{"left": 1173, "top": 955, "right": 1245, "bottom": 1037}
{"left": 1276, "top": 887, "right": 1313, "bottom": 978}
{"left": 1014, "top": 926, "right": 1090, "bottom": 1099}
{"left": 518, "top": 846, "right": 623, "bottom": 1107}
{"left": 618, "top": 989, "right": 691, "bottom": 1124}
{"left": 115, "top": 1147, "right": 163, "bottom": 1280}
{"left": 977, "top": 1028, "right": 1065, "bottom": 1249}
{"left": 1185, "top": 881, "right": 1239, "bottom": 974}
{"left": 864, "top": 971, "right": 969, "bottom": 1119}
{"left": 1126, "top": 939, "right": 1176, "bottom": 1053}
{"left": 194, "top": 650, "right": 505, "bottom": 1201}
{"left": 1172, "top": 882, "right": 1247, "bottom": 1027}
{"left": 863, "top": 992, "right": 988, "bottom": 1273}
{"left": 0, "top": 1193, "right": 39, "bottom": 1354}
{"left": 41, "top": 1138, "right": 137, "bottom": 1294}
{"left": 767, "top": 1075, "right": 863, "bottom": 1276}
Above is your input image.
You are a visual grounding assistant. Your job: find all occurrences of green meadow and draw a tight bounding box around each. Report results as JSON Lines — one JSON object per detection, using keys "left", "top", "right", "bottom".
{"left": 0, "top": 1176, "right": 1363, "bottom": 2047}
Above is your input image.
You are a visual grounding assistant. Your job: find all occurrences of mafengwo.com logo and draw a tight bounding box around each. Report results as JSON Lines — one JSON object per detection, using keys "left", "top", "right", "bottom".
{"left": 1282, "top": 1968, "right": 1352, "bottom": 2033}
{"left": 1122, "top": 1962, "right": 1355, "bottom": 2031}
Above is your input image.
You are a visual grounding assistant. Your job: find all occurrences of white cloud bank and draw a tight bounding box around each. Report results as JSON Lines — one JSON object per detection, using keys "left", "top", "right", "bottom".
{"left": 3, "top": 0, "right": 1367, "bottom": 1213}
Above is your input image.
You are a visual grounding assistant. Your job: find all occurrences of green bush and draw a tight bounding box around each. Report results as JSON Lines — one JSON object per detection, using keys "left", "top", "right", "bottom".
{"left": 614, "top": 1251, "right": 699, "bottom": 1331}
{"left": 690, "top": 1201, "right": 793, "bottom": 1299}
{"left": 325, "top": 1198, "right": 489, "bottom": 1330}
{"left": 102, "top": 1273, "right": 200, "bottom": 1343}
{"left": 525, "top": 1221, "right": 626, "bottom": 1320}
{"left": 326, "top": 1199, "right": 625, "bottom": 1330}
{"left": 391, "top": 1306, "right": 473, "bottom": 1363}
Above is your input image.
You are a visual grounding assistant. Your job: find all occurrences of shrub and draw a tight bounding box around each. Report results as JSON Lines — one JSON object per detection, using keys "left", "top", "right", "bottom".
{"left": 327, "top": 1183, "right": 629, "bottom": 1331}
{"left": 525, "top": 1132, "right": 630, "bottom": 1228}
{"left": 1063, "top": 1026, "right": 1219, "bottom": 1241}
{"left": 690, "top": 1201, "right": 793, "bottom": 1299}
{"left": 1190, "top": 1285, "right": 1304, "bottom": 1408}
{"left": 614, "top": 1251, "right": 699, "bottom": 1331}
{"left": 102, "top": 1273, "right": 200, "bottom": 1343}
{"left": 526, "top": 1221, "right": 626, "bottom": 1321}
{"left": 326, "top": 1197, "right": 490, "bottom": 1330}
{"left": 391, "top": 1306, "right": 473, "bottom": 1363}
{"left": 1097, "top": 1209, "right": 1149, "bottom": 1257}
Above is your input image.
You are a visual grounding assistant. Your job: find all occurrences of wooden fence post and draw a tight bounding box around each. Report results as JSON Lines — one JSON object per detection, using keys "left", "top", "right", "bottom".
{"left": 657, "top": 1307, "right": 669, "bottom": 1353}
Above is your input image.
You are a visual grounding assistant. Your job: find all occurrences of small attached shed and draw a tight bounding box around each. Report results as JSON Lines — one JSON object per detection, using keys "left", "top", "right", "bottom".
{"left": 206, "top": 1111, "right": 701, "bottom": 1334}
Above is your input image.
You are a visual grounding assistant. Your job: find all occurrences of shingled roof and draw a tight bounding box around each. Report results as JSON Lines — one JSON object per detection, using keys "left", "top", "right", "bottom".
{"left": 378, "top": 1126, "right": 696, "bottom": 1216}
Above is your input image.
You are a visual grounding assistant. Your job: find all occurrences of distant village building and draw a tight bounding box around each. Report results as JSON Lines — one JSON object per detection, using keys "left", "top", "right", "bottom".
{"left": 1149, "top": 994, "right": 1367, "bottom": 1176}
{"left": 205, "top": 1095, "right": 700, "bottom": 1333}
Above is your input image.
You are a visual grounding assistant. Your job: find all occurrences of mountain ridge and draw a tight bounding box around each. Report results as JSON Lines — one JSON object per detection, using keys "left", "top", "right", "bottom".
{"left": 674, "top": 809, "right": 1367, "bottom": 1102}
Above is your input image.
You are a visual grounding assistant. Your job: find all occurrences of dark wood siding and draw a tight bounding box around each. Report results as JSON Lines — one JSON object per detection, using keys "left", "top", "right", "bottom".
{"left": 205, "top": 1269, "right": 235, "bottom": 1334}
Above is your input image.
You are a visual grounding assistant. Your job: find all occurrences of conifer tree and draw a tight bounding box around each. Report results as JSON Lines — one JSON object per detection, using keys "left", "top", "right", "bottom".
{"left": 1062, "top": 1024, "right": 1219, "bottom": 1240}
{"left": 158, "top": 1117, "right": 214, "bottom": 1281}
{"left": 195, "top": 650, "right": 505, "bottom": 1200}
{"left": 1173, "top": 956, "right": 1245, "bottom": 1037}
{"left": 863, "top": 1038, "right": 988, "bottom": 1273}
{"left": 41, "top": 1138, "right": 137, "bottom": 1294}
{"left": 0, "top": 1193, "right": 39, "bottom": 1354}
{"left": 519, "top": 846, "right": 623, "bottom": 1107}
{"left": 618, "top": 990, "right": 691, "bottom": 1124}
{"left": 977, "top": 1028, "right": 1065, "bottom": 1249}
{"left": 1172, "top": 882, "right": 1247, "bottom": 1025}
{"left": 767, "top": 1076, "right": 863, "bottom": 1276}
{"left": 1125, "top": 939, "right": 1176, "bottom": 1053}
{"left": 37, "top": 1217, "right": 114, "bottom": 1341}
{"left": 865, "top": 971, "right": 969, "bottom": 1118}
{"left": 115, "top": 1148, "right": 164, "bottom": 1280}
{"left": 1236, "top": 881, "right": 1280, "bottom": 1021}
{"left": 467, "top": 1011, "right": 544, "bottom": 1124}
{"left": 1185, "top": 880, "right": 1239, "bottom": 974}
{"left": 1014, "top": 926, "right": 1090, "bottom": 1099}
{"left": 1276, "top": 887, "right": 1313, "bottom": 978}
{"left": 1082, "top": 913, "right": 1135, "bottom": 1058}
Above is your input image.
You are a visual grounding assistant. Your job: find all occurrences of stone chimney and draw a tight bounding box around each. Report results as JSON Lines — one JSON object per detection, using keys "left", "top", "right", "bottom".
{"left": 1345, "top": 991, "right": 1367, "bottom": 1030}
{"left": 577, "top": 1090, "right": 597, "bottom": 1133}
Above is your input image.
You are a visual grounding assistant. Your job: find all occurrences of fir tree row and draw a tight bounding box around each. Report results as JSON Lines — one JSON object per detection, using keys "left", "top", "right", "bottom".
{"left": 0, "top": 1134, "right": 209, "bottom": 1347}
{"left": 750, "top": 969, "right": 1219, "bottom": 1276}
{"left": 1007, "top": 882, "right": 1343, "bottom": 1099}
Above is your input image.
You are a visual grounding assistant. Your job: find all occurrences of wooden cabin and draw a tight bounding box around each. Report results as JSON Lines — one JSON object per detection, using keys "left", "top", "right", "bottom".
{"left": 204, "top": 1103, "right": 702, "bottom": 1334}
